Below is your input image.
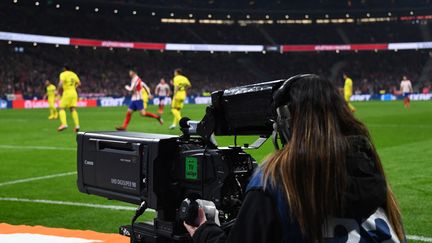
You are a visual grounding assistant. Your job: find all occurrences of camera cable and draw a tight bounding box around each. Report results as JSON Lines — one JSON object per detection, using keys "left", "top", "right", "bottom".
{"left": 130, "top": 200, "right": 148, "bottom": 242}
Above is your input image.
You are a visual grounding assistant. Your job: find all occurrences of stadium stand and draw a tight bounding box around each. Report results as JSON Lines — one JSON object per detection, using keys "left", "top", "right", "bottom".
{"left": 0, "top": 0, "right": 431, "bottom": 99}
{"left": 1, "top": 43, "right": 430, "bottom": 99}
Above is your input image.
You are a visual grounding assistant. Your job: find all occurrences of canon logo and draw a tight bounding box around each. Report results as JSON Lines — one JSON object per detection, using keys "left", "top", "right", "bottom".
{"left": 84, "top": 160, "right": 94, "bottom": 166}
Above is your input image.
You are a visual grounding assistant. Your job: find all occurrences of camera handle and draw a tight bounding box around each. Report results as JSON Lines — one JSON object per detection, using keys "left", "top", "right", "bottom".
{"left": 130, "top": 201, "right": 148, "bottom": 242}
{"left": 179, "top": 198, "right": 220, "bottom": 227}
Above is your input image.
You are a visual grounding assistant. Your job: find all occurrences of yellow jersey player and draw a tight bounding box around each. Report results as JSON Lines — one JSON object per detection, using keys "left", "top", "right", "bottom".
{"left": 170, "top": 68, "right": 191, "bottom": 130}
{"left": 57, "top": 65, "right": 81, "bottom": 132}
{"left": 43, "top": 80, "right": 58, "bottom": 120}
{"left": 141, "top": 80, "right": 151, "bottom": 110}
{"left": 343, "top": 73, "right": 355, "bottom": 112}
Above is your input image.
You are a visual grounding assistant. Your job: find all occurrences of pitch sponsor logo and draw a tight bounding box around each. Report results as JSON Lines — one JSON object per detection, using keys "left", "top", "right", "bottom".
{"left": 100, "top": 97, "right": 125, "bottom": 107}
{"left": 24, "top": 100, "right": 50, "bottom": 109}
{"left": 409, "top": 94, "right": 432, "bottom": 101}
{"left": 350, "top": 95, "right": 372, "bottom": 101}
{"left": 77, "top": 100, "right": 97, "bottom": 107}
{"left": 194, "top": 96, "right": 212, "bottom": 104}
{"left": 0, "top": 99, "right": 7, "bottom": 109}
{"left": 152, "top": 97, "right": 171, "bottom": 105}
{"left": 315, "top": 44, "right": 350, "bottom": 51}
{"left": 380, "top": 94, "right": 397, "bottom": 101}
{"left": 12, "top": 99, "right": 97, "bottom": 109}
{"left": 101, "top": 41, "right": 134, "bottom": 48}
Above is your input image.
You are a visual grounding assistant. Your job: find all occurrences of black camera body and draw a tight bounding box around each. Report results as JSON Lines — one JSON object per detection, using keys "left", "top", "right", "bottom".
{"left": 76, "top": 79, "right": 287, "bottom": 242}
{"left": 77, "top": 131, "right": 256, "bottom": 218}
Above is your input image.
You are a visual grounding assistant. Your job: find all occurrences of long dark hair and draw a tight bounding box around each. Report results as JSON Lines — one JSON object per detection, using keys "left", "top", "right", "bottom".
{"left": 262, "top": 75, "right": 404, "bottom": 242}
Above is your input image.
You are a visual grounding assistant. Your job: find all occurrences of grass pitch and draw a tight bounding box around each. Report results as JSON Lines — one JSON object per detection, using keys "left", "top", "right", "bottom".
{"left": 0, "top": 101, "right": 431, "bottom": 240}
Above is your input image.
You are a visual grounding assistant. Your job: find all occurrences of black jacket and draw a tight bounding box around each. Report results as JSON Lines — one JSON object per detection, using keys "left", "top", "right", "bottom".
{"left": 193, "top": 189, "right": 283, "bottom": 243}
{"left": 192, "top": 136, "right": 389, "bottom": 243}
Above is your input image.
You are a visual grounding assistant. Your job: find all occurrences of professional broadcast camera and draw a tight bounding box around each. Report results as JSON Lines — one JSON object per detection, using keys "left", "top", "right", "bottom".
{"left": 76, "top": 79, "right": 287, "bottom": 243}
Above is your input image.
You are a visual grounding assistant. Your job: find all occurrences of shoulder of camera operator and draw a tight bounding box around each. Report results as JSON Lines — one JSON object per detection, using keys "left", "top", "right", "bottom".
{"left": 192, "top": 135, "right": 391, "bottom": 243}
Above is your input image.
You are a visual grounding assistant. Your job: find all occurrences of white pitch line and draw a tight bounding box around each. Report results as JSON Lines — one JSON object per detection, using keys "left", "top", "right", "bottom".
{"left": 0, "top": 144, "right": 75, "bottom": 151}
{"left": 0, "top": 197, "right": 428, "bottom": 241}
{"left": 0, "top": 172, "right": 76, "bottom": 187}
{"left": 407, "top": 235, "right": 432, "bottom": 242}
{"left": 0, "top": 197, "right": 155, "bottom": 212}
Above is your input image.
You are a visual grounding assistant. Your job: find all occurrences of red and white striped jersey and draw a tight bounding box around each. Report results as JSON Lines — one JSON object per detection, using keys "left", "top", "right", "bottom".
{"left": 128, "top": 75, "right": 143, "bottom": 101}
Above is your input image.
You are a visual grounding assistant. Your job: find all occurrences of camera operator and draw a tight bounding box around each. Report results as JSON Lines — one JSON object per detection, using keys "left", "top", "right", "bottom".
{"left": 184, "top": 75, "right": 405, "bottom": 243}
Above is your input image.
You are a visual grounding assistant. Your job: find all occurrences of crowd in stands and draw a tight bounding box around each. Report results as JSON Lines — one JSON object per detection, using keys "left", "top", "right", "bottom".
{"left": 1, "top": 2, "right": 431, "bottom": 99}
{"left": 1, "top": 43, "right": 430, "bottom": 99}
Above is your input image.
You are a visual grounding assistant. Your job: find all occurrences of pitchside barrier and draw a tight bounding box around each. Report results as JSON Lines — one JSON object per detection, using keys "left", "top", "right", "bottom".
{"left": 0, "top": 94, "right": 431, "bottom": 109}
{"left": 3, "top": 31, "right": 432, "bottom": 53}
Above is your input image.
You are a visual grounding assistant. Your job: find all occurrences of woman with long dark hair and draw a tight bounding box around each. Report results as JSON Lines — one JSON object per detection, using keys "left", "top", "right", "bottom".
{"left": 184, "top": 74, "right": 405, "bottom": 243}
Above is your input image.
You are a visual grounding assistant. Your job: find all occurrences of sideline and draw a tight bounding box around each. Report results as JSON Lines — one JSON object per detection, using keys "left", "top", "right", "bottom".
{"left": 0, "top": 144, "right": 75, "bottom": 151}
{"left": 0, "top": 197, "right": 155, "bottom": 212}
{"left": 0, "top": 172, "right": 77, "bottom": 187}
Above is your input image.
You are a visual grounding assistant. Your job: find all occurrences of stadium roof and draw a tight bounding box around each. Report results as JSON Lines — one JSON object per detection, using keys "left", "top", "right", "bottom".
{"left": 74, "top": 0, "right": 432, "bottom": 11}
{"left": 8, "top": 0, "right": 432, "bottom": 13}
{"left": 4, "top": 0, "right": 430, "bottom": 23}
